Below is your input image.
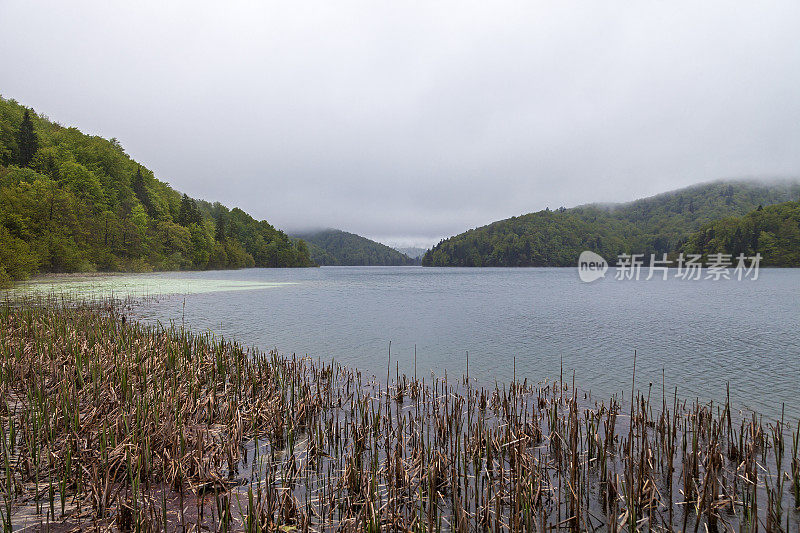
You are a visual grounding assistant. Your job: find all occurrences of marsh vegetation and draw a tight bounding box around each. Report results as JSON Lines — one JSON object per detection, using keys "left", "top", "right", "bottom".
{"left": 0, "top": 298, "right": 797, "bottom": 531}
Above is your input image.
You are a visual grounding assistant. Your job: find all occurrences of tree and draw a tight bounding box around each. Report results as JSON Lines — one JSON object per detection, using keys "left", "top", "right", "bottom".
{"left": 0, "top": 95, "right": 316, "bottom": 280}
{"left": 17, "top": 109, "right": 38, "bottom": 167}
{"left": 177, "top": 194, "right": 202, "bottom": 227}
{"left": 109, "top": 137, "right": 125, "bottom": 153}
{"left": 214, "top": 211, "right": 227, "bottom": 242}
{"left": 294, "top": 239, "right": 309, "bottom": 259}
{"left": 132, "top": 166, "right": 155, "bottom": 216}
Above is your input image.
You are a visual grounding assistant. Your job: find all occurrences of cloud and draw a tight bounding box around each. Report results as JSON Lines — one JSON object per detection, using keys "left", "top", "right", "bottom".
{"left": 1, "top": 0, "right": 798, "bottom": 247}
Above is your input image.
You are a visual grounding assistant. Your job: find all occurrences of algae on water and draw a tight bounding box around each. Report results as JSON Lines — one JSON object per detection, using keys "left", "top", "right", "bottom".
{"left": 6, "top": 273, "right": 297, "bottom": 299}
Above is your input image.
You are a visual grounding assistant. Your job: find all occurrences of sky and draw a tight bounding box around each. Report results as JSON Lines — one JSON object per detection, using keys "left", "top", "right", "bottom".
{"left": 1, "top": 1, "right": 799, "bottom": 248}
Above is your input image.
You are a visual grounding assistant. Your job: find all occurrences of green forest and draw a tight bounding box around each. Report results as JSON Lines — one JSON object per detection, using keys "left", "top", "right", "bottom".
{"left": 3, "top": 94, "right": 799, "bottom": 281}
{"left": 422, "top": 180, "right": 800, "bottom": 267}
{"left": 290, "top": 229, "right": 414, "bottom": 266}
{"left": 684, "top": 200, "right": 800, "bottom": 266}
{"left": 0, "top": 96, "right": 313, "bottom": 284}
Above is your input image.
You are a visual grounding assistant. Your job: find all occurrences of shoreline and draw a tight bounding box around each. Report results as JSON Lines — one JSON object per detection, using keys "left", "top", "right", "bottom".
{"left": 6, "top": 264, "right": 799, "bottom": 290}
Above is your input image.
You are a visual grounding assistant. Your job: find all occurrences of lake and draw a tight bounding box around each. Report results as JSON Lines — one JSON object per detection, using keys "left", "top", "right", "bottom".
{"left": 11, "top": 266, "right": 800, "bottom": 420}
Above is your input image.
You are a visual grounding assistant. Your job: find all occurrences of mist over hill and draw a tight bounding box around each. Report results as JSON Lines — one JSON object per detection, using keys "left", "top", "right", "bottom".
{"left": 393, "top": 247, "right": 428, "bottom": 260}
{"left": 290, "top": 229, "right": 414, "bottom": 266}
{"left": 422, "top": 179, "right": 800, "bottom": 267}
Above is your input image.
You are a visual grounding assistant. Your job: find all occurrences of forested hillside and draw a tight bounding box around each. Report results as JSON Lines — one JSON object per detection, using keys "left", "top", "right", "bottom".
{"left": 291, "top": 229, "right": 414, "bottom": 266}
{"left": 684, "top": 200, "right": 800, "bottom": 266}
{"left": 0, "top": 96, "right": 313, "bottom": 283}
{"left": 422, "top": 180, "right": 800, "bottom": 267}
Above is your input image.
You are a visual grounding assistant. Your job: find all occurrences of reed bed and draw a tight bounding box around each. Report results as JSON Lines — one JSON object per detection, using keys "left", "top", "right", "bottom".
{"left": 0, "top": 298, "right": 797, "bottom": 532}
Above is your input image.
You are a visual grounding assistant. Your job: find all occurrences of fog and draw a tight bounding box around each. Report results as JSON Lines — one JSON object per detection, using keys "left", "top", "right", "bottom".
{"left": 1, "top": 1, "right": 798, "bottom": 247}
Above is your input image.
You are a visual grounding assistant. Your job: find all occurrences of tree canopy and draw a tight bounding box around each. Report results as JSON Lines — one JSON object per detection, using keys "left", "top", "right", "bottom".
{"left": 0, "top": 95, "right": 313, "bottom": 284}
{"left": 290, "top": 229, "right": 414, "bottom": 266}
{"left": 684, "top": 200, "right": 800, "bottom": 266}
{"left": 422, "top": 180, "right": 800, "bottom": 267}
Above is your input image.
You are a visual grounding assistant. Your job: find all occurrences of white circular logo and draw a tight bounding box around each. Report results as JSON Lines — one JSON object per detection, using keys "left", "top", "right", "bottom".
{"left": 577, "top": 251, "right": 608, "bottom": 282}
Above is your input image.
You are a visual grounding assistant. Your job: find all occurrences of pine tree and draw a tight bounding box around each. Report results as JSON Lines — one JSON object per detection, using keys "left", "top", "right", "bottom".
{"left": 132, "top": 166, "right": 155, "bottom": 216}
{"left": 17, "top": 109, "right": 38, "bottom": 167}
{"left": 214, "top": 211, "right": 227, "bottom": 242}
{"left": 177, "top": 194, "right": 202, "bottom": 227}
{"left": 178, "top": 194, "right": 191, "bottom": 226}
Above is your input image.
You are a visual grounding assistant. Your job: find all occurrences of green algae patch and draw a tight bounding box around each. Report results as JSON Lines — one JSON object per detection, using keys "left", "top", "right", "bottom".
{"left": 6, "top": 273, "right": 297, "bottom": 299}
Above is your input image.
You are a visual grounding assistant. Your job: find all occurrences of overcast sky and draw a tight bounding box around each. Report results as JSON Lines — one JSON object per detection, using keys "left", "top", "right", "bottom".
{"left": 1, "top": 1, "right": 799, "bottom": 247}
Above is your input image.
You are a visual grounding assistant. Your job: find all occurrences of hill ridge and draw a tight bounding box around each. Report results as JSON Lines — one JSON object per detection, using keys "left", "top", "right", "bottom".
{"left": 0, "top": 95, "right": 313, "bottom": 283}
{"left": 290, "top": 228, "right": 414, "bottom": 266}
{"left": 422, "top": 179, "right": 800, "bottom": 267}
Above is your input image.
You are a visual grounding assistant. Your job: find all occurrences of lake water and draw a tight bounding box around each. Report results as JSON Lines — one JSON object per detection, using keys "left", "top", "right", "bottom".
{"left": 11, "top": 266, "right": 800, "bottom": 420}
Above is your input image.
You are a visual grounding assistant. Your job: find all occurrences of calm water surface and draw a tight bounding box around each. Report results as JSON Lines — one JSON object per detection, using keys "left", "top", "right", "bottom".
{"left": 13, "top": 267, "right": 800, "bottom": 420}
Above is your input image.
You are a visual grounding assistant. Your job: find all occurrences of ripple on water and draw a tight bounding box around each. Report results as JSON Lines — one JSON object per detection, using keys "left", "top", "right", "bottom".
{"left": 10, "top": 266, "right": 800, "bottom": 421}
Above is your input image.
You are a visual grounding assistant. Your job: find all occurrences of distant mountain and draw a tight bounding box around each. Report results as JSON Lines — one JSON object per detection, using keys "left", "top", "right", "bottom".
{"left": 422, "top": 179, "right": 800, "bottom": 267}
{"left": 291, "top": 229, "right": 414, "bottom": 266}
{"left": 0, "top": 95, "right": 313, "bottom": 283}
{"left": 393, "top": 247, "right": 428, "bottom": 260}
